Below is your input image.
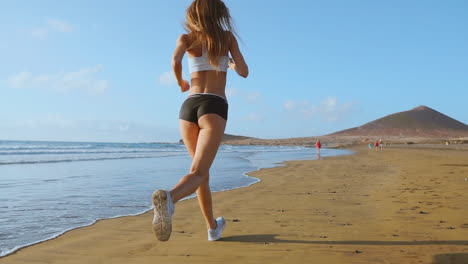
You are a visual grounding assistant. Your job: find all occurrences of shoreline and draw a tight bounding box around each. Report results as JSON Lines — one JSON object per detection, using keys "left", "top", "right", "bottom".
{"left": 1, "top": 146, "right": 467, "bottom": 263}
{"left": 0, "top": 147, "right": 350, "bottom": 258}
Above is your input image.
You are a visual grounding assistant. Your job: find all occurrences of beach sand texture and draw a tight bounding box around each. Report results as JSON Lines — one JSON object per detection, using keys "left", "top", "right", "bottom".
{"left": 1, "top": 147, "right": 467, "bottom": 264}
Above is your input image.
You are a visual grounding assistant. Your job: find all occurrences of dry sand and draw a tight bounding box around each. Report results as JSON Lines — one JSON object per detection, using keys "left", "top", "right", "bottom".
{"left": 1, "top": 146, "right": 467, "bottom": 264}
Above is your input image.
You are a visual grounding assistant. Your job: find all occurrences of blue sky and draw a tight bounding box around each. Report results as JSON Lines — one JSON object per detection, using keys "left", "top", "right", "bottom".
{"left": 1, "top": 0, "right": 467, "bottom": 142}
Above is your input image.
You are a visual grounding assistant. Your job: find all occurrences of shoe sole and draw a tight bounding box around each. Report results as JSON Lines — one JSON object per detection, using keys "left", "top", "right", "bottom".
{"left": 152, "top": 190, "right": 172, "bottom": 241}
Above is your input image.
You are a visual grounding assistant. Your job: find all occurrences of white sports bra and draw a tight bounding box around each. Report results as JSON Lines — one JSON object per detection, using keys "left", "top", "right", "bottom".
{"left": 188, "top": 48, "right": 229, "bottom": 73}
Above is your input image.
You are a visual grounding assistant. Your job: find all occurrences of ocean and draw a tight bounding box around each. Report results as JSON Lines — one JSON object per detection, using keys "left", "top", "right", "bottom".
{"left": 0, "top": 140, "right": 352, "bottom": 257}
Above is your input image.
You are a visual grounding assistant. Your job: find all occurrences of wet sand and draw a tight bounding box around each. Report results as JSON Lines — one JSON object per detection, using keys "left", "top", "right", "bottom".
{"left": 1, "top": 146, "right": 467, "bottom": 264}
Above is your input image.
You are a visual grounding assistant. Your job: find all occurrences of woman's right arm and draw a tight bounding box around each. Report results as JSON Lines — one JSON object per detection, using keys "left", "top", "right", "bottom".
{"left": 228, "top": 32, "right": 249, "bottom": 78}
{"left": 172, "top": 34, "right": 190, "bottom": 92}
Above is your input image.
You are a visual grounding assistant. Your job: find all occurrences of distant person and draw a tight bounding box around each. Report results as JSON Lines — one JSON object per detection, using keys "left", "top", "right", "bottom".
{"left": 374, "top": 140, "right": 379, "bottom": 150}
{"left": 315, "top": 139, "right": 322, "bottom": 154}
{"left": 379, "top": 138, "right": 383, "bottom": 150}
{"left": 368, "top": 143, "right": 373, "bottom": 149}
{"left": 152, "top": 0, "right": 248, "bottom": 242}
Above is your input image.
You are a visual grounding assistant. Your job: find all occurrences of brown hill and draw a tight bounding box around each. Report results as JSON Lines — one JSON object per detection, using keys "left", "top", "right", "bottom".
{"left": 222, "top": 133, "right": 256, "bottom": 141}
{"left": 180, "top": 133, "right": 256, "bottom": 144}
{"left": 330, "top": 106, "right": 468, "bottom": 137}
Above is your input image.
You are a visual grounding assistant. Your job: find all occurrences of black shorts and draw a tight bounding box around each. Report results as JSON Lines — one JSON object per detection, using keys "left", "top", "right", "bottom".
{"left": 179, "top": 93, "right": 228, "bottom": 124}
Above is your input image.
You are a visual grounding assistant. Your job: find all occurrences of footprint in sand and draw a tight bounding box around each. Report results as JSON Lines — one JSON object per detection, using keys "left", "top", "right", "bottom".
{"left": 128, "top": 243, "right": 154, "bottom": 255}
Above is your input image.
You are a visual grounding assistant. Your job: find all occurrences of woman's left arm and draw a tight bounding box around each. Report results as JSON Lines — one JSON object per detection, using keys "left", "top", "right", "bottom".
{"left": 172, "top": 34, "right": 190, "bottom": 92}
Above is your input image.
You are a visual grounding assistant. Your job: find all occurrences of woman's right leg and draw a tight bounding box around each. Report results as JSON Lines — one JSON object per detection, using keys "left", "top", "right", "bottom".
{"left": 178, "top": 119, "right": 216, "bottom": 229}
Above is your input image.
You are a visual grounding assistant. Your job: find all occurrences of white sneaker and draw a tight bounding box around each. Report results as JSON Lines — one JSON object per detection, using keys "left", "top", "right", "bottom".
{"left": 208, "top": 217, "right": 226, "bottom": 241}
{"left": 152, "top": 190, "right": 174, "bottom": 241}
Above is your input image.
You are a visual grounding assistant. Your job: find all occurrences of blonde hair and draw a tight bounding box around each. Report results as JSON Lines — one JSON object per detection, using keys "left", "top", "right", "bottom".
{"left": 185, "top": 0, "right": 235, "bottom": 68}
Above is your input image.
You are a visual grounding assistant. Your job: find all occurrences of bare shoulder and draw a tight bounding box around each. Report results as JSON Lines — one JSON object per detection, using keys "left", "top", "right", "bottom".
{"left": 176, "top": 34, "right": 189, "bottom": 45}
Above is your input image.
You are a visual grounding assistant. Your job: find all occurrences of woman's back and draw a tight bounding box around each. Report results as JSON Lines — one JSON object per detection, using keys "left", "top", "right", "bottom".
{"left": 186, "top": 40, "right": 229, "bottom": 97}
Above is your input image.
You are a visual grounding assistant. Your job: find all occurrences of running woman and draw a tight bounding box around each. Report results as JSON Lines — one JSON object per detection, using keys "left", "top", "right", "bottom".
{"left": 152, "top": 0, "right": 248, "bottom": 242}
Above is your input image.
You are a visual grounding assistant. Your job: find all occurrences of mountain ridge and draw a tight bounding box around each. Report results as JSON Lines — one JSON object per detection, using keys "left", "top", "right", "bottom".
{"left": 329, "top": 105, "right": 468, "bottom": 137}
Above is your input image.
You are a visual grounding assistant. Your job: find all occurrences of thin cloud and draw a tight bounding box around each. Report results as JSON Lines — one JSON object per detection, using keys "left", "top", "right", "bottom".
{"left": 47, "top": 18, "right": 73, "bottom": 32}
{"left": 226, "top": 87, "right": 261, "bottom": 103}
{"left": 284, "top": 100, "right": 298, "bottom": 111}
{"left": 283, "top": 100, "right": 317, "bottom": 115}
{"left": 226, "top": 87, "right": 239, "bottom": 97}
{"left": 4, "top": 114, "right": 76, "bottom": 129}
{"left": 246, "top": 92, "right": 261, "bottom": 102}
{"left": 0, "top": 116, "right": 173, "bottom": 142}
{"left": 284, "top": 97, "right": 354, "bottom": 122}
{"left": 6, "top": 72, "right": 33, "bottom": 88}
{"left": 31, "top": 28, "right": 48, "bottom": 38}
{"left": 5, "top": 65, "right": 110, "bottom": 94}
{"left": 242, "top": 112, "right": 264, "bottom": 122}
{"left": 31, "top": 18, "right": 74, "bottom": 38}
{"left": 158, "top": 71, "right": 176, "bottom": 86}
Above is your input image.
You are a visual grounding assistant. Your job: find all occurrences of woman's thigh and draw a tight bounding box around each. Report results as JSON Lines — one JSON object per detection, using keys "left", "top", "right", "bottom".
{"left": 179, "top": 119, "right": 199, "bottom": 158}
{"left": 190, "top": 114, "right": 226, "bottom": 174}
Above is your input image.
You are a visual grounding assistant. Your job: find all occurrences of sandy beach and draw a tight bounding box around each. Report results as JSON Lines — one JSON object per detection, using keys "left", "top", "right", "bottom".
{"left": 1, "top": 146, "right": 467, "bottom": 264}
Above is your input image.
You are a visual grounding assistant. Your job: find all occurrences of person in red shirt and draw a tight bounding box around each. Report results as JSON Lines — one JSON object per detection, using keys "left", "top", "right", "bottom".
{"left": 315, "top": 139, "right": 322, "bottom": 154}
